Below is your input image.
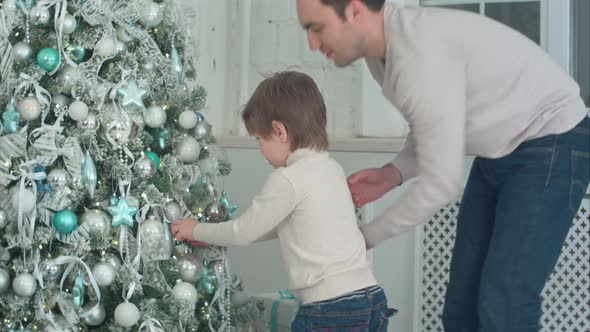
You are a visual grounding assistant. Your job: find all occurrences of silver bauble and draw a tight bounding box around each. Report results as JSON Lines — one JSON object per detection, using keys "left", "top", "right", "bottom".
{"left": 176, "top": 136, "right": 201, "bottom": 163}
{"left": 0, "top": 268, "right": 9, "bottom": 294}
{"left": 58, "top": 66, "right": 80, "bottom": 95}
{"left": 12, "top": 272, "right": 37, "bottom": 297}
{"left": 107, "top": 119, "right": 132, "bottom": 145}
{"left": 189, "top": 121, "right": 212, "bottom": 140}
{"left": 17, "top": 95, "right": 42, "bottom": 121}
{"left": 205, "top": 202, "right": 227, "bottom": 223}
{"left": 52, "top": 94, "right": 69, "bottom": 109}
{"left": 0, "top": 208, "right": 8, "bottom": 228}
{"left": 11, "top": 41, "right": 34, "bottom": 63}
{"left": 47, "top": 168, "right": 69, "bottom": 189}
{"left": 78, "top": 112, "right": 99, "bottom": 130}
{"left": 92, "top": 262, "right": 116, "bottom": 287}
{"left": 42, "top": 261, "right": 62, "bottom": 281}
{"left": 68, "top": 100, "right": 89, "bottom": 121}
{"left": 133, "top": 155, "right": 156, "bottom": 178}
{"left": 143, "top": 105, "right": 166, "bottom": 128}
{"left": 30, "top": 5, "right": 51, "bottom": 26}
{"left": 80, "top": 302, "right": 106, "bottom": 326}
{"left": 178, "top": 253, "right": 203, "bottom": 283}
{"left": 80, "top": 209, "right": 111, "bottom": 236}
{"left": 172, "top": 280, "right": 198, "bottom": 303}
{"left": 114, "top": 302, "right": 140, "bottom": 327}
{"left": 139, "top": 1, "right": 164, "bottom": 27}
{"left": 62, "top": 14, "right": 77, "bottom": 34}
{"left": 116, "top": 26, "right": 135, "bottom": 43}
{"left": 164, "top": 202, "right": 182, "bottom": 221}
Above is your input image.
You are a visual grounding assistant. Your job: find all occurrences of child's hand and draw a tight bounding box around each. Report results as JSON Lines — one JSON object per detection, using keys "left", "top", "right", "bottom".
{"left": 171, "top": 218, "right": 203, "bottom": 243}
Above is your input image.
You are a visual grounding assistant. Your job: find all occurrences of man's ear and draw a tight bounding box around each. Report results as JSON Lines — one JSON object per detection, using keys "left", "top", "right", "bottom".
{"left": 348, "top": 0, "right": 365, "bottom": 22}
{"left": 271, "top": 120, "right": 289, "bottom": 143}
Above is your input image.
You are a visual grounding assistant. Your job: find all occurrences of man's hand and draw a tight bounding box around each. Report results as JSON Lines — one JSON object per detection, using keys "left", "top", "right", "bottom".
{"left": 347, "top": 163, "right": 402, "bottom": 208}
{"left": 171, "top": 218, "right": 207, "bottom": 245}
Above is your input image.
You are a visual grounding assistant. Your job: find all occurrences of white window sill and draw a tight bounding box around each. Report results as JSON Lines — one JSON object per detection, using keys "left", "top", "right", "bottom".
{"left": 215, "top": 135, "right": 407, "bottom": 153}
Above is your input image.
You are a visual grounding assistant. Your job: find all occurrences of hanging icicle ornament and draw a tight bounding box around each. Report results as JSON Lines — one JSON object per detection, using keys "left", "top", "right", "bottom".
{"left": 82, "top": 151, "right": 97, "bottom": 199}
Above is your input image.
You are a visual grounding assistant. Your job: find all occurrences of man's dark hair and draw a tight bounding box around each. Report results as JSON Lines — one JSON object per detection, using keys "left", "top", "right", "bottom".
{"left": 320, "top": 0, "right": 385, "bottom": 20}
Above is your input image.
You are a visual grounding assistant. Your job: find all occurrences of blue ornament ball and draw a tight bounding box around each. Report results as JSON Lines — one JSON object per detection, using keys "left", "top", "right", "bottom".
{"left": 53, "top": 209, "right": 78, "bottom": 234}
{"left": 36, "top": 47, "right": 61, "bottom": 72}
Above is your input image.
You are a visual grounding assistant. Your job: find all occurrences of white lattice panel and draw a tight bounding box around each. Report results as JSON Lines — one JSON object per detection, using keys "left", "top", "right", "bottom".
{"left": 419, "top": 199, "right": 590, "bottom": 332}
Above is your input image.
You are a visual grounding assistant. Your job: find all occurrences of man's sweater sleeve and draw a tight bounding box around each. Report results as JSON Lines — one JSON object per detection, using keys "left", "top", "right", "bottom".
{"left": 361, "top": 50, "right": 466, "bottom": 248}
{"left": 193, "top": 170, "right": 296, "bottom": 246}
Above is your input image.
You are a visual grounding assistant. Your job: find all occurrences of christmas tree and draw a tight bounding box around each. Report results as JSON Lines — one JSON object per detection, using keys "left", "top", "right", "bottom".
{"left": 0, "top": 0, "right": 262, "bottom": 331}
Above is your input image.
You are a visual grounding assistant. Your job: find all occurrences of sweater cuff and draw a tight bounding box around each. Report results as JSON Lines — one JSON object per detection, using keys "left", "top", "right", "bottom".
{"left": 391, "top": 153, "right": 417, "bottom": 183}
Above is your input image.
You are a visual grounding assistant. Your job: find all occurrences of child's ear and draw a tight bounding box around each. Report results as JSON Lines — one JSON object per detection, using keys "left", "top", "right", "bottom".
{"left": 271, "top": 121, "right": 289, "bottom": 143}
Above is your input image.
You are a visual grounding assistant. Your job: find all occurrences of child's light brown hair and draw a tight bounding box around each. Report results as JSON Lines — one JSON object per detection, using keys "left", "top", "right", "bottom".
{"left": 242, "top": 71, "right": 329, "bottom": 151}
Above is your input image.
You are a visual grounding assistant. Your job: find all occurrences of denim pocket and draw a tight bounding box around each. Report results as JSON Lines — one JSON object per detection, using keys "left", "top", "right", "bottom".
{"left": 376, "top": 308, "right": 398, "bottom": 331}
{"left": 569, "top": 150, "right": 590, "bottom": 214}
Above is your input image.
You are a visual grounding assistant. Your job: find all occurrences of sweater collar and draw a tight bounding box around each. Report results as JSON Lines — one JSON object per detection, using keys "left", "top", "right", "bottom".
{"left": 286, "top": 148, "right": 326, "bottom": 167}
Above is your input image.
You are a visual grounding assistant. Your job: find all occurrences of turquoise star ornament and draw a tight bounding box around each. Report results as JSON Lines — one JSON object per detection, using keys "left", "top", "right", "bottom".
{"left": 3, "top": 101, "right": 20, "bottom": 134}
{"left": 108, "top": 197, "right": 138, "bottom": 228}
{"left": 117, "top": 80, "right": 148, "bottom": 110}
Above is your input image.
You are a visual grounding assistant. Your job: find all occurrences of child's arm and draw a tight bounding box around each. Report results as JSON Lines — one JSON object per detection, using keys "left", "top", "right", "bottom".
{"left": 184, "top": 171, "right": 296, "bottom": 246}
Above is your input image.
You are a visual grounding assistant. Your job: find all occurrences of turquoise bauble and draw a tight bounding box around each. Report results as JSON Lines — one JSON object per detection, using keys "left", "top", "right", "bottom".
{"left": 36, "top": 47, "right": 60, "bottom": 72}
{"left": 66, "top": 45, "right": 86, "bottom": 64}
{"left": 53, "top": 209, "right": 78, "bottom": 234}
{"left": 145, "top": 150, "right": 161, "bottom": 170}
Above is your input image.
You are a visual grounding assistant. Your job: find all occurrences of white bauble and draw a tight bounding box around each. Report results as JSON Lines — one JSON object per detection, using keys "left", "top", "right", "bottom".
{"left": 172, "top": 280, "right": 198, "bottom": 303}
{"left": 52, "top": 94, "right": 69, "bottom": 109}
{"left": 17, "top": 96, "right": 42, "bottom": 121}
{"left": 62, "top": 14, "right": 77, "bottom": 34}
{"left": 116, "top": 26, "right": 135, "bottom": 43}
{"left": 92, "top": 262, "right": 116, "bottom": 287}
{"left": 80, "top": 302, "right": 106, "bottom": 326}
{"left": 12, "top": 272, "right": 37, "bottom": 297}
{"left": 143, "top": 105, "right": 166, "bottom": 128}
{"left": 164, "top": 202, "right": 182, "bottom": 221}
{"left": 11, "top": 188, "right": 35, "bottom": 213}
{"left": 68, "top": 100, "right": 89, "bottom": 121}
{"left": 139, "top": 1, "right": 164, "bottom": 27}
{"left": 140, "top": 215, "right": 165, "bottom": 239}
{"left": 178, "top": 111, "right": 198, "bottom": 129}
{"left": 176, "top": 136, "right": 201, "bottom": 163}
{"left": 114, "top": 302, "right": 140, "bottom": 327}
{"left": 11, "top": 42, "right": 34, "bottom": 63}
{"left": 0, "top": 268, "right": 9, "bottom": 294}
{"left": 94, "top": 38, "right": 116, "bottom": 57}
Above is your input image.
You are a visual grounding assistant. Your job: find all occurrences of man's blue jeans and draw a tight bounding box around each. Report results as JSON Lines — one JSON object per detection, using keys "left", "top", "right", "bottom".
{"left": 291, "top": 285, "right": 397, "bottom": 331}
{"left": 442, "top": 117, "right": 590, "bottom": 332}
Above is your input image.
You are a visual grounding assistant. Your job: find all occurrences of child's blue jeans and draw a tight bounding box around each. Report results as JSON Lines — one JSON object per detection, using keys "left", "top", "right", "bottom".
{"left": 442, "top": 116, "right": 590, "bottom": 332}
{"left": 290, "top": 285, "right": 397, "bottom": 331}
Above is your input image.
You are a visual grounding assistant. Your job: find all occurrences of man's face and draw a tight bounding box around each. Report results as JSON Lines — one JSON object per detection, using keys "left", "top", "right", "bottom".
{"left": 296, "top": 0, "right": 365, "bottom": 67}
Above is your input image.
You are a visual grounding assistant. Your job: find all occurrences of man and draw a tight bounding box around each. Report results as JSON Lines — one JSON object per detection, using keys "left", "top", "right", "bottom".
{"left": 296, "top": 1, "right": 590, "bottom": 331}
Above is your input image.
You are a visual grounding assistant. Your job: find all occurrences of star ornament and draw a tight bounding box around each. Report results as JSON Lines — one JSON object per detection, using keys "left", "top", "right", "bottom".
{"left": 117, "top": 80, "right": 148, "bottom": 110}
{"left": 108, "top": 197, "right": 138, "bottom": 228}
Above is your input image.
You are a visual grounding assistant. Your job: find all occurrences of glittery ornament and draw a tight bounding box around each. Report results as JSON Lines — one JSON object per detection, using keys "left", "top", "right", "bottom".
{"left": 178, "top": 253, "right": 203, "bottom": 283}
{"left": 139, "top": 1, "right": 164, "bottom": 27}
{"left": 80, "top": 209, "right": 111, "bottom": 236}
{"left": 143, "top": 105, "right": 166, "bottom": 128}
{"left": 73, "top": 275, "right": 85, "bottom": 308}
{"left": 16, "top": 95, "right": 42, "bottom": 121}
{"left": 30, "top": 5, "right": 50, "bottom": 26}
{"left": 68, "top": 100, "right": 89, "bottom": 121}
{"left": 12, "top": 272, "right": 37, "bottom": 297}
{"left": 47, "top": 168, "right": 69, "bottom": 189}
{"left": 133, "top": 154, "right": 156, "bottom": 178}
{"left": 2, "top": 101, "right": 20, "bottom": 133}
{"left": 205, "top": 201, "right": 227, "bottom": 223}
{"left": 172, "top": 280, "right": 198, "bottom": 303}
{"left": 176, "top": 136, "right": 201, "bottom": 163}
{"left": 92, "top": 262, "right": 116, "bottom": 287}
{"left": 11, "top": 41, "right": 34, "bottom": 63}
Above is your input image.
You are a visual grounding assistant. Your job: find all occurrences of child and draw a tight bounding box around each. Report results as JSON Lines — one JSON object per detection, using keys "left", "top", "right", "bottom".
{"left": 171, "top": 71, "right": 396, "bottom": 330}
